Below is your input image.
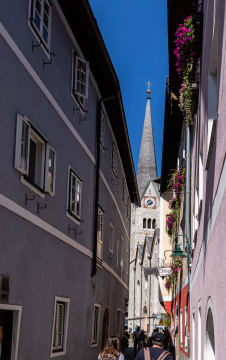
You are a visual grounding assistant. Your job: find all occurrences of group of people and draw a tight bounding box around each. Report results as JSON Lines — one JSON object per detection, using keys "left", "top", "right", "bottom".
{"left": 98, "top": 327, "right": 172, "bottom": 360}
{"left": 133, "top": 326, "right": 172, "bottom": 360}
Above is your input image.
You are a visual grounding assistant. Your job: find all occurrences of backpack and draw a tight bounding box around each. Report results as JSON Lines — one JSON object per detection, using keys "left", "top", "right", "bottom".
{"left": 144, "top": 348, "right": 171, "bottom": 360}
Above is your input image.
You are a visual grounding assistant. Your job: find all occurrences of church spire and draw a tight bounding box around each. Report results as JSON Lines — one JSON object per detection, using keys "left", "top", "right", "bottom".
{"left": 137, "top": 83, "right": 157, "bottom": 199}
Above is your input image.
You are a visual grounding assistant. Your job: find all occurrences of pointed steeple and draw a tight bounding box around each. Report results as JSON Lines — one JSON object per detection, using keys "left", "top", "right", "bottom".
{"left": 137, "top": 85, "right": 157, "bottom": 199}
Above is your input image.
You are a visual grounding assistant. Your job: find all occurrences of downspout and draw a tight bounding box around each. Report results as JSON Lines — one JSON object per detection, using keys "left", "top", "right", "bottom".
{"left": 140, "top": 262, "right": 142, "bottom": 328}
{"left": 185, "top": 124, "right": 191, "bottom": 358}
{"left": 92, "top": 95, "right": 118, "bottom": 277}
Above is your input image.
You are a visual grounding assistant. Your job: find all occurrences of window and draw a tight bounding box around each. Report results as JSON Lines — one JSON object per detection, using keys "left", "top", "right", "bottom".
{"left": 180, "top": 308, "right": 183, "bottom": 347}
{"left": 152, "top": 219, "right": 156, "bottom": 229}
{"left": 68, "top": 169, "right": 82, "bottom": 220}
{"left": 122, "top": 178, "right": 126, "bottom": 206}
{"left": 207, "top": 2, "right": 218, "bottom": 169}
{"left": 0, "top": 275, "right": 10, "bottom": 303}
{"left": 185, "top": 306, "right": 188, "bottom": 352}
{"left": 127, "top": 197, "right": 131, "bottom": 220}
{"left": 116, "top": 309, "right": 121, "bottom": 336}
{"left": 120, "top": 236, "right": 123, "bottom": 269}
{"left": 143, "top": 218, "right": 147, "bottom": 229}
{"left": 91, "top": 304, "right": 101, "bottom": 346}
{"left": 72, "top": 53, "right": 89, "bottom": 109}
{"left": 147, "top": 219, "right": 151, "bottom": 229}
{"left": 15, "top": 115, "right": 56, "bottom": 195}
{"left": 100, "top": 110, "right": 105, "bottom": 147}
{"left": 30, "top": 0, "right": 52, "bottom": 49}
{"left": 97, "top": 206, "right": 104, "bottom": 265}
{"left": 125, "top": 249, "right": 128, "bottom": 275}
{"left": 109, "top": 223, "right": 114, "bottom": 253}
{"left": 51, "top": 297, "right": 70, "bottom": 357}
{"left": 112, "top": 142, "right": 117, "bottom": 176}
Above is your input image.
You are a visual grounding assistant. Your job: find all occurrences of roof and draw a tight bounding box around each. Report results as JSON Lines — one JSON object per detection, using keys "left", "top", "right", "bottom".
{"left": 160, "top": 1, "right": 197, "bottom": 193}
{"left": 58, "top": 0, "right": 140, "bottom": 206}
{"left": 137, "top": 97, "right": 157, "bottom": 199}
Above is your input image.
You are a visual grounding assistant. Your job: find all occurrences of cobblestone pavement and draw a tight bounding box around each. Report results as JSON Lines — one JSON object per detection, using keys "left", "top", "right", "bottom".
{"left": 124, "top": 339, "right": 135, "bottom": 360}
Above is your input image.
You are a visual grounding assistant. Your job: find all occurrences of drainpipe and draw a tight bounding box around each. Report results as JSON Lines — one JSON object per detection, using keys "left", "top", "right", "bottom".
{"left": 185, "top": 124, "right": 191, "bottom": 358}
{"left": 140, "top": 262, "right": 142, "bottom": 328}
{"left": 92, "top": 94, "right": 118, "bottom": 277}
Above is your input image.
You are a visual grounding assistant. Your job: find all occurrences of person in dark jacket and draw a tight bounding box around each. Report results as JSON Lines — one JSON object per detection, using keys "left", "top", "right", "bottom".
{"left": 135, "top": 333, "right": 173, "bottom": 360}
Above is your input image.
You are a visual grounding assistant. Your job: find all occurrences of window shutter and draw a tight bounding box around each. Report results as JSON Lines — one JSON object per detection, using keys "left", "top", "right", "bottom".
{"left": 14, "top": 114, "right": 30, "bottom": 175}
{"left": 45, "top": 145, "right": 56, "bottom": 195}
{"left": 74, "top": 56, "right": 89, "bottom": 99}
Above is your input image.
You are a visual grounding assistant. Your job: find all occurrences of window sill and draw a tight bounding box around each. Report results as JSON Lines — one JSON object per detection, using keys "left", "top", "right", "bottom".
{"left": 66, "top": 212, "right": 81, "bottom": 226}
{"left": 28, "top": 23, "right": 51, "bottom": 60}
{"left": 90, "top": 343, "right": 98, "bottom": 348}
{"left": 71, "top": 93, "right": 85, "bottom": 116}
{"left": 109, "top": 249, "right": 113, "bottom": 254}
{"left": 21, "top": 176, "right": 45, "bottom": 198}
{"left": 50, "top": 350, "right": 66, "bottom": 358}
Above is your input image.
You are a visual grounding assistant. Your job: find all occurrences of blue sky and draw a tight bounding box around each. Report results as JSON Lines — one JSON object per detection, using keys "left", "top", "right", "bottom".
{"left": 89, "top": 0, "right": 169, "bottom": 176}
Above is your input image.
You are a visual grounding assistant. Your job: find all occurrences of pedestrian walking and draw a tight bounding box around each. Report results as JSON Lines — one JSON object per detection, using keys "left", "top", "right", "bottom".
{"left": 135, "top": 333, "right": 173, "bottom": 360}
{"left": 98, "top": 336, "right": 125, "bottom": 360}
{"left": 133, "top": 326, "right": 141, "bottom": 356}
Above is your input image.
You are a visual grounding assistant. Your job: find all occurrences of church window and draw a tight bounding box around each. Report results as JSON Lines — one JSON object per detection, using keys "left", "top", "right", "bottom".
{"left": 152, "top": 219, "right": 156, "bottom": 229}
{"left": 143, "top": 218, "right": 146, "bottom": 229}
{"left": 147, "top": 219, "right": 151, "bottom": 229}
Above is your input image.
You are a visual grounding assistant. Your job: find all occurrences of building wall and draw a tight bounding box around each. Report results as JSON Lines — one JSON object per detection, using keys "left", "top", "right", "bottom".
{"left": 0, "top": 1, "right": 133, "bottom": 359}
{"left": 190, "top": 1, "right": 226, "bottom": 359}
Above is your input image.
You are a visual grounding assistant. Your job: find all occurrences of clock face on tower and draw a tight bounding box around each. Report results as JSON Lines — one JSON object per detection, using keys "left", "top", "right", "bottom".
{"left": 144, "top": 197, "right": 156, "bottom": 208}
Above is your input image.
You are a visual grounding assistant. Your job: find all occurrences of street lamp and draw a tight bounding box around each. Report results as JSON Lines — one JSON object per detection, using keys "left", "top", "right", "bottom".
{"left": 170, "top": 235, "right": 187, "bottom": 261}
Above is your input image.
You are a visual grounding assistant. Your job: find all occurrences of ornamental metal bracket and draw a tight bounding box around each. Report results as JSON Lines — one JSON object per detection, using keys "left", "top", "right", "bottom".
{"left": 25, "top": 194, "right": 35, "bottom": 206}
{"left": 68, "top": 225, "right": 83, "bottom": 239}
{"left": 32, "top": 40, "right": 41, "bottom": 52}
{"left": 37, "top": 203, "right": 47, "bottom": 214}
{"left": 108, "top": 255, "right": 117, "bottom": 263}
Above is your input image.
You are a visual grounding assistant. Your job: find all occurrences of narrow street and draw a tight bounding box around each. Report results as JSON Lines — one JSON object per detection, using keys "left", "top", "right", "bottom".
{"left": 124, "top": 340, "right": 135, "bottom": 360}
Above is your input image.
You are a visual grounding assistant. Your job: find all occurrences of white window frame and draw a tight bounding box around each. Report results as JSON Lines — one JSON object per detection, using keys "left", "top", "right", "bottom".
{"left": 73, "top": 54, "right": 89, "bottom": 99}
{"left": 109, "top": 223, "right": 114, "bottom": 254}
{"left": 206, "top": 2, "right": 218, "bottom": 170}
{"left": 100, "top": 109, "right": 105, "bottom": 147}
{"left": 97, "top": 206, "right": 104, "bottom": 265}
{"left": 116, "top": 308, "right": 121, "bottom": 336}
{"left": 111, "top": 142, "right": 117, "bottom": 177}
{"left": 125, "top": 249, "right": 128, "bottom": 275}
{"left": 127, "top": 197, "right": 131, "bottom": 220}
{"left": 68, "top": 169, "right": 82, "bottom": 221}
{"left": 120, "top": 236, "right": 123, "bottom": 269}
{"left": 180, "top": 308, "right": 183, "bottom": 347}
{"left": 50, "top": 297, "right": 70, "bottom": 358}
{"left": 15, "top": 114, "right": 56, "bottom": 195}
{"left": 30, "top": 0, "right": 52, "bottom": 50}
{"left": 122, "top": 177, "right": 126, "bottom": 206}
{"left": 45, "top": 145, "right": 56, "bottom": 196}
{"left": 91, "top": 304, "right": 101, "bottom": 347}
{"left": 185, "top": 306, "right": 188, "bottom": 352}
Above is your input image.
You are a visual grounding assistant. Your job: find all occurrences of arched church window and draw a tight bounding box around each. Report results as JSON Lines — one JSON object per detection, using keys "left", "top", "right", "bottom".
{"left": 147, "top": 219, "right": 151, "bottom": 229}
{"left": 152, "top": 219, "right": 156, "bottom": 229}
{"left": 143, "top": 218, "right": 146, "bottom": 229}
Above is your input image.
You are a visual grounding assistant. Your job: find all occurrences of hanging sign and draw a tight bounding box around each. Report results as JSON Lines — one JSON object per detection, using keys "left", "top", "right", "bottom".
{"left": 158, "top": 268, "right": 171, "bottom": 275}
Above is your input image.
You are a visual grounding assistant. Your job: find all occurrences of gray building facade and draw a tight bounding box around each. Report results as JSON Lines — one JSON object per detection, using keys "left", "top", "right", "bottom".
{"left": 0, "top": 1, "right": 140, "bottom": 359}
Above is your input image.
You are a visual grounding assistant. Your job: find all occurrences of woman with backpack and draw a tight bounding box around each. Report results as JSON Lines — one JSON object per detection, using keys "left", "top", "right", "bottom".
{"left": 98, "top": 336, "right": 125, "bottom": 360}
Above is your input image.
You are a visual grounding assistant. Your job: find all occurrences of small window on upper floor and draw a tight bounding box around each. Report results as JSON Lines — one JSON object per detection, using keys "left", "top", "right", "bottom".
{"left": 148, "top": 219, "right": 151, "bottom": 229}
{"left": 152, "top": 219, "right": 156, "bottom": 229}
{"left": 143, "top": 218, "right": 146, "bottom": 229}
{"left": 111, "top": 142, "right": 117, "bottom": 177}
{"left": 30, "top": 0, "right": 52, "bottom": 50}
{"left": 68, "top": 169, "right": 82, "bottom": 221}
{"left": 72, "top": 52, "right": 89, "bottom": 110}
{"left": 100, "top": 110, "right": 105, "bottom": 147}
{"left": 14, "top": 114, "right": 56, "bottom": 195}
{"left": 97, "top": 206, "right": 104, "bottom": 266}
{"left": 109, "top": 223, "right": 114, "bottom": 253}
{"left": 122, "top": 177, "right": 126, "bottom": 206}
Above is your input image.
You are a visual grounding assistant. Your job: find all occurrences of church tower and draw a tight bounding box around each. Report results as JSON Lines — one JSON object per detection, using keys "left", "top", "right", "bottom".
{"left": 128, "top": 85, "right": 161, "bottom": 333}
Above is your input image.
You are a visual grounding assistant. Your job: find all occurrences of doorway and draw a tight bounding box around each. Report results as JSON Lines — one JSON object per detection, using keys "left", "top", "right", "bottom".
{"left": 102, "top": 308, "right": 110, "bottom": 349}
{"left": 0, "top": 310, "right": 13, "bottom": 360}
